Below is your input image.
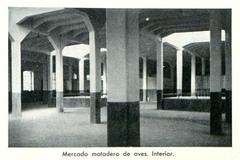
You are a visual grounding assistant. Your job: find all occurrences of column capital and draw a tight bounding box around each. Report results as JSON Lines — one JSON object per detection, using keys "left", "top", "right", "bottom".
{"left": 177, "top": 47, "right": 183, "bottom": 52}
{"left": 48, "top": 34, "right": 67, "bottom": 51}
{"left": 80, "top": 57, "right": 87, "bottom": 61}
{"left": 156, "top": 37, "right": 163, "bottom": 43}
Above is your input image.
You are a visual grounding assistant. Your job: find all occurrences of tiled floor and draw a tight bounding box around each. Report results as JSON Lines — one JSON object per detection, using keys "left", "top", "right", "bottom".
{"left": 9, "top": 103, "right": 231, "bottom": 147}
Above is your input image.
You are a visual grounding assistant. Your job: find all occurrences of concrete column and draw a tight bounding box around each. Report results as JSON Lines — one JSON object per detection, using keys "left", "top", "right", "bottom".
{"left": 103, "top": 56, "right": 107, "bottom": 95}
{"left": 225, "top": 10, "right": 232, "bottom": 124}
{"left": 156, "top": 39, "right": 164, "bottom": 109}
{"left": 191, "top": 55, "right": 196, "bottom": 96}
{"left": 106, "top": 9, "right": 140, "bottom": 147}
{"left": 21, "top": 70, "right": 23, "bottom": 91}
{"left": 55, "top": 48, "right": 64, "bottom": 112}
{"left": 11, "top": 40, "right": 22, "bottom": 117}
{"left": 201, "top": 57, "right": 205, "bottom": 96}
{"left": 48, "top": 36, "right": 65, "bottom": 112}
{"left": 67, "top": 65, "right": 73, "bottom": 91}
{"left": 42, "top": 60, "right": 48, "bottom": 104}
{"left": 48, "top": 53, "right": 54, "bottom": 107}
{"left": 89, "top": 31, "right": 101, "bottom": 124}
{"left": 201, "top": 58, "right": 205, "bottom": 76}
{"left": 9, "top": 21, "right": 30, "bottom": 117}
{"left": 79, "top": 59, "right": 85, "bottom": 93}
{"left": 176, "top": 48, "right": 183, "bottom": 96}
{"left": 209, "top": 10, "right": 222, "bottom": 135}
{"left": 142, "top": 56, "right": 148, "bottom": 102}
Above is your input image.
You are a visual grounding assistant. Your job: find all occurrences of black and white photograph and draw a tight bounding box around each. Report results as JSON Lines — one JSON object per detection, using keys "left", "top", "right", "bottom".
{"left": 8, "top": 7, "right": 232, "bottom": 147}
{"left": 1, "top": 0, "right": 240, "bottom": 159}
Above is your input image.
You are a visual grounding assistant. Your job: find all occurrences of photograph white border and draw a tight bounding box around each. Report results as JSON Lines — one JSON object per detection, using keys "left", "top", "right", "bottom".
{"left": 1, "top": 0, "right": 240, "bottom": 159}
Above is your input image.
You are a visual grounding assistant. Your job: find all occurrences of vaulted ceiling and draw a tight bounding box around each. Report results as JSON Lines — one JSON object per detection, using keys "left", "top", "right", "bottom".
{"left": 18, "top": 8, "right": 230, "bottom": 56}
{"left": 183, "top": 41, "right": 226, "bottom": 59}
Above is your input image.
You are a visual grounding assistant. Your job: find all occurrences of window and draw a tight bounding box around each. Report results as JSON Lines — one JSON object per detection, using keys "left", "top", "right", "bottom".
{"left": 73, "top": 73, "right": 78, "bottom": 80}
{"left": 23, "top": 71, "right": 34, "bottom": 91}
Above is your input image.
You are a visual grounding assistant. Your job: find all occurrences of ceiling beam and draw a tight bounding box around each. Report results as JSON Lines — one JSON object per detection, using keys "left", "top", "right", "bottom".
{"left": 51, "top": 22, "right": 86, "bottom": 35}
{"left": 22, "top": 36, "right": 47, "bottom": 44}
{"left": 157, "top": 25, "right": 209, "bottom": 37}
{"left": 32, "top": 11, "right": 73, "bottom": 28}
{"left": 141, "top": 16, "right": 209, "bottom": 30}
{"left": 139, "top": 11, "right": 209, "bottom": 28}
{"left": 149, "top": 21, "right": 209, "bottom": 33}
{"left": 47, "top": 17, "right": 84, "bottom": 33}
{"left": 21, "top": 47, "right": 50, "bottom": 55}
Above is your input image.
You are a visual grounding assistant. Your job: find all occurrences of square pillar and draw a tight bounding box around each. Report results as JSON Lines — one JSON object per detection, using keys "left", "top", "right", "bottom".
{"left": 106, "top": 9, "right": 140, "bottom": 147}
{"left": 156, "top": 39, "right": 164, "bottom": 109}
{"left": 191, "top": 55, "right": 196, "bottom": 96}
{"left": 48, "top": 53, "right": 54, "bottom": 107}
{"left": 176, "top": 48, "right": 183, "bottom": 96}
{"left": 42, "top": 60, "right": 48, "bottom": 104}
{"left": 48, "top": 36, "right": 65, "bottom": 112}
{"left": 225, "top": 10, "right": 232, "bottom": 124}
{"left": 89, "top": 31, "right": 101, "bottom": 124}
{"left": 201, "top": 58, "right": 205, "bottom": 76}
{"left": 102, "top": 56, "right": 107, "bottom": 95}
{"left": 9, "top": 26, "right": 30, "bottom": 117}
{"left": 55, "top": 48, "right": 64, "bottom": 112}
{"left": 79, "top": 58, "right": 85, "bottom": 94}
{"left": 142, "top": 56, "right": 148, "bottom": 102}
{"left": 11, "top": 40, "right": 22, "bottom": 117}
{"left": 210, "top": 10, "right": 222, "bottom": 135}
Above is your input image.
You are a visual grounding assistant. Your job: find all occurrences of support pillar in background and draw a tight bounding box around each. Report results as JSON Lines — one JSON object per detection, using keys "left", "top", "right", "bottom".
{"left": 79, "top": 58, "right": 85, "bottom": 94}
{"left": 42, "top": 60, "right": 48, "bottom": 104}
{"left": 176, "top": 48, "right": 183, "bottom": 96}
{"left": 89, "top": 31, "right": 101, "bottom": 124}
{"left": 225, "top": 10, "right": 232, "bottom": 124}
{"left": 102, "top": 56, "right": 107, "bottom": 95}
{"left": 48, "top": 35, "right": 65, "bottom": 112}
{"left": 48, "top": 53, "right": 54, "bottom": 107}
{"left": 142, "top": 56, "right": 148, "bottom": 102}
{"left": 201, "top": 58, "right": 205, "bottom": 76}
{"left": 191, "top": 54, "right": 196, "bottom": 96}
{"left": 209, "top": 10, "right": 222, "bottom": 135}
{"left": 201, "top": 57, "right": 206, "bottom": 96}
{"left": 106, "top": 9, "right": 140, "bottom": 146}
{"left": 156, "top": 39, "right": 164, "bottom": 109}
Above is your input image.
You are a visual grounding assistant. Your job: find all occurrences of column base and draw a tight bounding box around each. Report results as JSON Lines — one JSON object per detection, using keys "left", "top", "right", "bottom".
{"left": 142, "top": 89, "right": 147, "bottom": 102}
{"left": 177, "top": 89, "right": 182, "bottom": 96}
{"left": 12, "top": 92, "right": 22, "bottom": 117}
{"left": 191, "top": 91, "right": 196, "bottom": 97}
{"left": 90, "top": 92, "right": 101, "bottom": 123}
{"left": 225, "top": 90, "right": 232, "bottom": 124}
{"left": 107, "top": 102, "right": 140, "bottom": 147}
{"left": 157, "top": 90, "right": 164, "bottom": 109}
{"left": 79, "top": 90, "right": 85, "bottom": 95}
{"left": 56, "top": 91, "right": 64, "bottom": 112}
{"left": 210, "top": 92, "right": 222, "bottom": 135}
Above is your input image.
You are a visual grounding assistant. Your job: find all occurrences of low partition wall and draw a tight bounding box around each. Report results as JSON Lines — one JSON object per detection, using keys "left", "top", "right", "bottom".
{"left": 163, "top": 97, "right": 226, "bottom": 112}
{"left": 63, "top": 97, "right": 107, "bottom": 108}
